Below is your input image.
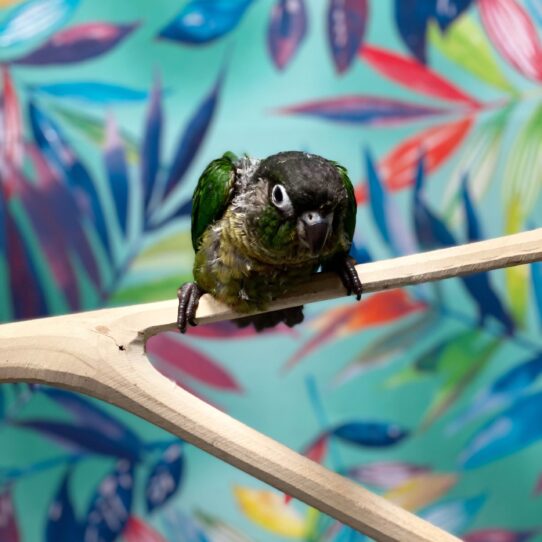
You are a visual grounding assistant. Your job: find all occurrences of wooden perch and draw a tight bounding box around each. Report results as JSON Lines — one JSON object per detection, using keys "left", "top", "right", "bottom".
{"left": 1, "top": 228, "right": 541, "bottom": 542}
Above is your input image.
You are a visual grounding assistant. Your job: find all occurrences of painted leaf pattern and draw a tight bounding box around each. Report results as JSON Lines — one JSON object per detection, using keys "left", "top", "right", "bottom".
{"left": 268, "top": 0, "right": 307, "bottom": 70}
{"left": 2, "top": 1, "right": 542, "bottom": 541}
{"left": 328, "top": 0, "right": 368, "bottom": 74}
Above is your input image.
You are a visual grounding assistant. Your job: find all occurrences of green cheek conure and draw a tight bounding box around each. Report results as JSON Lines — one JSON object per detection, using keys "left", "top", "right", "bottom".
{"left": 177, "top": 150, "right": 362, "bottom": 333}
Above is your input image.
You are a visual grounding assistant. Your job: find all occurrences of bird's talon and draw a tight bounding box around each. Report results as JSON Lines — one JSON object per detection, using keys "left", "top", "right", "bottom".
{"left": 177, "top": 282, "right": 203, "bottom": 334}
{"left": 335, "top": 256, "right": 362, "bottom": 301}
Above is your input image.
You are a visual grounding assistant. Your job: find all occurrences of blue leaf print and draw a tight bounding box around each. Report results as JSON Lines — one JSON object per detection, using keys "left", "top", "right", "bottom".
{"left": 394, "top": 0, "right": 434, "bottom": 63}
{"left": 162, "top": 69, "right": 223, "bottom": 199}
{"left": 414, "top": 159, "right": 514, "bottom": 334}
{"left": 460, "top": 173, "right": 481, "bottom": 241}
{"left": 141, "top": 73, "right": 162, "bottom": 213}
{"left": 365, "top": 147, "right": 416, "bottom": 255}
{"left": 413, "top": 156, "right": 457, "bottom": 249}
{"left": 332, "top": 421, "right": 409, "bottom": 447}
{"left": 157, "top": 0, "right": 252, "bottom": 44}
{"left": 104, "top": 114, "right": 129, "bottom": 235}
{"left": 433, "top": 0, "right": 474, "bottom": 32}
{"left": 532, "top": 261, "right": 542, "bottom": 326}
{"left": 394, "top": 0, "right": 473, "bottom": 63}
{"left": 31, "top": 81, "right": 149, "bottom": 105}
{"left": 421, "top": 495, "right": 485, "bottom": 534}
{"left": 460, "top": 177, "right": 514, "bottom": 334}
{"left": 461, "top": 390, "right": 542, "bottom": 469}
{"left": 145, "top": 442, "right": 184, "bottom": 513}
{"left": 268, "top": 0, "right": 307, "bottom": 70}
{"left": 0, "top": 387, "right": 4, "bottom": 420}
{"left": 37, "top": 387, "right": 143, "bottom": 455}
{"left": 327, "top": 0, "right": 368, "bottom": 74}
{"left": 0, "top": 0, "right": 81, "bottom": 50}
{"left": 83, "top": 460, "right": 134, "bottom": 542}
{"left": 335, "top": 525, "right": 369, "bottom": 542}
{"left": 349, "top": 239, "right": 372, "bottom": 263}
{"left": 448, "top": 352, "right": 542, "bottom": 434}
{"left": 163, "top": 510, "right": 212, "bottom": 542}
{"left": 46, "top": 470, "right": 82, "bottom": 542}
{"left": 365, "top": 148, "right": 391, "bottom": 247}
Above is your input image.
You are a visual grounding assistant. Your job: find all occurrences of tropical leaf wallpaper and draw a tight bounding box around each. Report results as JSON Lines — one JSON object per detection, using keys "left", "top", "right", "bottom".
{"left": 1, "top": 0, "right": 542, "bottom": 540}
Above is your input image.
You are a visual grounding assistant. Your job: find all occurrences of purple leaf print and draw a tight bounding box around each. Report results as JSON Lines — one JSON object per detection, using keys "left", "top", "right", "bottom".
{"left": 27, "top": 145, "right": 102, "bottom": 291}
{"left": 141, "top": 73, "right": 163, "bottom": 213}
{"left": 83, "top": 460, "right": 134, "bottom": 542}
{"left": 4, "top": 192, "right": 48, "bottom": 319}
{"left": 464, "top": 528, "right": 540, "bottom": 542}
{"left": 145, "top": 442, "right": 184, "bottom": 513}
{"left": 268, "top": 0, "right": 307, "bottom": 70}
{"left": 104, "top": 113, "right": 129, "bottom": 235}
{"left": 347, "top": 462, "right": 431, "bottom": 490}
{"left": 16, "top": 171, "right": 80, "bottom": 310}
{"left": 277, "top": 96, "right": 449, "bottom": 126}
{"left": 327, "top": 0, "right": 368, "bottom": 74}
{"left": 36, "top": 387, "right": 143, "bottom": 455}
{"left": 28, "top": 100, "right": 113, "bottom": 260}
{"left": 14, "top": 419, "right": 141, "bottom": 461}
{"left": 12, "top": 21, "right": 139, "bottom": 65}
{"left": 0, "top": 489, "right": 19, "bottom": 542}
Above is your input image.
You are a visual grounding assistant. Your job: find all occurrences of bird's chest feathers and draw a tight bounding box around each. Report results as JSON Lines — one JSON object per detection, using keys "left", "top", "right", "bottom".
{"left": 194, "top": 217, "right": 312, "bottom": 311}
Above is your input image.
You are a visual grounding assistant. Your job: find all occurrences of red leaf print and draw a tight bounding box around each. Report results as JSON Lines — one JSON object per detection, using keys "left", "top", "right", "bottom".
{"left": 123, "top": 516, "right": 166, "bottom": 542}
{"left": 147, "top": 334, "right": 242, "bottom": 392}
{"left": 360, "top": 45, "right": 481, "bottom": 108}
{"left": 283, "top": 290, "right": 426, "bottom": 372}
{"left": 355, "top": 117, "right": 473, "bottom": 203}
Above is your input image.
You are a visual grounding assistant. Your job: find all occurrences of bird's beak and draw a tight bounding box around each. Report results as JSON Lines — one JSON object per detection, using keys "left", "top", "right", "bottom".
{"left": 299, "top": 211, "right": 333, "bottom": 255}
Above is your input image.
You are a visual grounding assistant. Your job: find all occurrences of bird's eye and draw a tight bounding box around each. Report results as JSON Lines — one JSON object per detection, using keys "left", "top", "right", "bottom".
{"left": 271, "top": 184, "right": 292, "bottom": 212}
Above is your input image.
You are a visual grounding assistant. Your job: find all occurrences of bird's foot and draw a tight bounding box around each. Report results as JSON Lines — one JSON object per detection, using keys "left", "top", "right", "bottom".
{"left": 235, "top": 306, "right": 304, "bottom": 331}
{"left": 335, "top": 256, "right": 362, "bottom": 300}
{"left": 177, "top": 282, "right": 204, "bottom": 334}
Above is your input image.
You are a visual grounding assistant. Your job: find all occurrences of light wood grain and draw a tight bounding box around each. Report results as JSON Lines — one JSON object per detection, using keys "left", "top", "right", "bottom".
{"left": 1, "top": 228, "right": 541, "bottom": 541}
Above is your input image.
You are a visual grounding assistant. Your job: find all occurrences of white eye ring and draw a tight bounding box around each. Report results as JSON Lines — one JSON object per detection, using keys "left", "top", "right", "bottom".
{"left": 271, "top": 184, "right": 293, "bottom": 212}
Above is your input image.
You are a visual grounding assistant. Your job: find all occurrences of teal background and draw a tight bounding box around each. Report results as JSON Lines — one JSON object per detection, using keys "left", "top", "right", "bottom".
{"left": 1, "top": 0, "right": 542, "bottom": 541}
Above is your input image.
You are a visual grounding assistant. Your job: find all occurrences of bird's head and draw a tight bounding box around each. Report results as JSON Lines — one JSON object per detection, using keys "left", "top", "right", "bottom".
{"left": 239, "top": 151, "right": 352, "bottom": 262}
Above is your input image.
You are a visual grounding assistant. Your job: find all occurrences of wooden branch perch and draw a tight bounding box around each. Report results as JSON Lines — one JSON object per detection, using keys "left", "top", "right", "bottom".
{"left": 1, "top": 228, "right": 541, "bottom": 542}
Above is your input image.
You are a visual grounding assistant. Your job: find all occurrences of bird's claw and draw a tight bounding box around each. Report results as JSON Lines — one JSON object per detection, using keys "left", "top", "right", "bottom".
{"left": 336, "top": 256, "right": 362, "bottom": 301}
{"left": 177, "top": 282, "right": 203, "bottom": 333}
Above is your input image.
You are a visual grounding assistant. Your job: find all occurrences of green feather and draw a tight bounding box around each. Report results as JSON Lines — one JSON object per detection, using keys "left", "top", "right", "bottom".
{"left": 332, "top": 161, "right": 356, "bottom": 244}
{"left": 191, "top": 152, "right": 237, "bottom": 250}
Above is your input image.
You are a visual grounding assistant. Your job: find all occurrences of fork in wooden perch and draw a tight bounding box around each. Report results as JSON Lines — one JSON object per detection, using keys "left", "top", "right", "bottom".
{"left": 1, "top": 228, "right": 542, "bottom": 542}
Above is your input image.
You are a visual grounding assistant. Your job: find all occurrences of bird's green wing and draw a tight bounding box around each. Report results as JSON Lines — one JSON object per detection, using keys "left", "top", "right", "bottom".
{"left": 191, "top": 152, "right": 238, "bottom": 250}
{"left": 333, "top": 162, "right": 357, "bottom": 244}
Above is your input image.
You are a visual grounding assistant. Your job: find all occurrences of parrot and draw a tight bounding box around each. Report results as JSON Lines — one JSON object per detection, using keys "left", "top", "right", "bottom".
{"left": 177, "top": 150, "right": 362, "bottom": 333}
